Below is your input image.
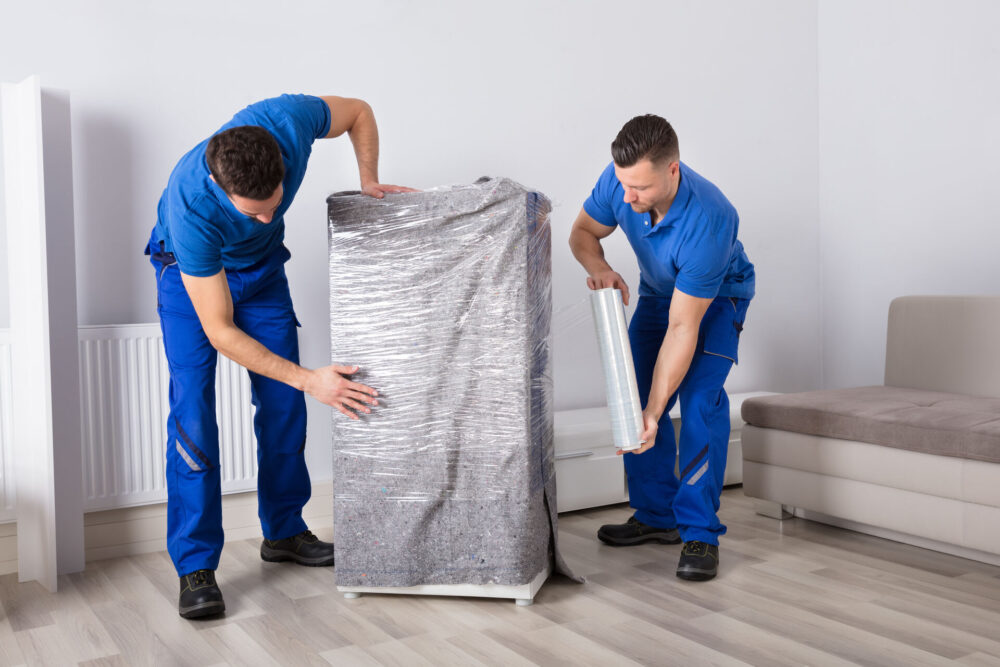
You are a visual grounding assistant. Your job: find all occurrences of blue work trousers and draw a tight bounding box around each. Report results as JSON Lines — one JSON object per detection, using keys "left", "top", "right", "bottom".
{"left": 624, "top": 294, "right": 750, "bottom": 545}
{"left": 147, "top": 238, "right": 310, "bottom": 577}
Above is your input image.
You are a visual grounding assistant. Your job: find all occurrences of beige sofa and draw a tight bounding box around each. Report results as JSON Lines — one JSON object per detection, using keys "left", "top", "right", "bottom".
{"left": 740, "top": 296, "right": 1000, "bottom": 565}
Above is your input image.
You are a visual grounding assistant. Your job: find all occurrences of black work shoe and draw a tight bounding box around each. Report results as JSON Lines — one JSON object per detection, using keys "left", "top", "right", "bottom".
{"left": 597, "top": 515, "right": 681, "bottom": 546}
{"left": 178, "top": 569, "right": 225, "bottom": 619}
{"left": 676, "top": 541, "right": 719, "bottom": 581}
{"left": 261, "top": 529, "right": 335, "bottom": 566}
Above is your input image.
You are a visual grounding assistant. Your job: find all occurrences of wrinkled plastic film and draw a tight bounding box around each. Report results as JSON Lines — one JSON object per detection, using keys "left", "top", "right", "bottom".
{"left": 327, "top": 177, "right": 577, "bottom": 588}
{"left": 590, "top": 288, "right": 644, "bottom": 451}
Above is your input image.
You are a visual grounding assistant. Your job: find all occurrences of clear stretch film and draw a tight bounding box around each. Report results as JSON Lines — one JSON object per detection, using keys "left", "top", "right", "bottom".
{"left": 327, "top": 177, "right": 578, "bottom": 588}
{"left": 590, "top": 288, "right": 643, "bottom": 451}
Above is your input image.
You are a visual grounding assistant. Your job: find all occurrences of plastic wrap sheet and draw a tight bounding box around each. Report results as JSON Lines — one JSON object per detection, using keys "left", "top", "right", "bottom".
{"left": 590, "top": 288, "right": 643, "bottom": 451}
{"left": 327, "top": 177, "right": 578, "bottom": 588}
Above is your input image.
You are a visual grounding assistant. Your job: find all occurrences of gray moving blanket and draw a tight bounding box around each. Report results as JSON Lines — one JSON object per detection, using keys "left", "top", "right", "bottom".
{"left": 327, "top": 177, "right": 578, "bottom": 588}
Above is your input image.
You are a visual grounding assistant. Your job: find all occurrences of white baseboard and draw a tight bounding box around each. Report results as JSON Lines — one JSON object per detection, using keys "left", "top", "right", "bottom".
{"left": 0, "top": 480, "right": 334, "bottom": 575}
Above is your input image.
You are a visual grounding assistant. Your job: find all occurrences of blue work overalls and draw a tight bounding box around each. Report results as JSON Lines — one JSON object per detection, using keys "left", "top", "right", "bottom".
{"left": 625, "top": 294, "right": 750, "bottom": 545}
{"left": 146, "top": 235, "right": 310, "bottom": 576}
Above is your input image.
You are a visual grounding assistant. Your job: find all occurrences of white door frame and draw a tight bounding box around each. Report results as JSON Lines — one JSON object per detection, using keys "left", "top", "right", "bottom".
{"left": 1, "top": 75, "right": 84, "bottom": 591}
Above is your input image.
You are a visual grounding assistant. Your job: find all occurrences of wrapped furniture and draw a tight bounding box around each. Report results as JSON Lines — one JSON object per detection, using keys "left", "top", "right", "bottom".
{"left": 327, "top": 177, "right": 577, "bottom": 603}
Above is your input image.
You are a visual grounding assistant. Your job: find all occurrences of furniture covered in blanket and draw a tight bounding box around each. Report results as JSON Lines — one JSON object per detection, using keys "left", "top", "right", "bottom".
{"left": 327, "top": 178, "right": 577, "bottom": 602}
{"left": 741, "top": 296, "right": 1000, "bottom": 564}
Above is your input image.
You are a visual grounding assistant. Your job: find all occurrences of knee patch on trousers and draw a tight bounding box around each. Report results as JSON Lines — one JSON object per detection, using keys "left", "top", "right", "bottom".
{"left": 681, "top": 444, "right": 710, "bottom": 485}
{"left": 174, "top": 420, "right": 214, "bottom": 471}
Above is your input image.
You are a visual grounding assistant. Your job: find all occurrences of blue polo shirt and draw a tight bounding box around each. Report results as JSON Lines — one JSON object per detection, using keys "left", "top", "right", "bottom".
{"left": 153, "top": 94, "right": 332, "bottom": 277}
{"left": 584, "top": 162, "right": 755, "bottom": 300}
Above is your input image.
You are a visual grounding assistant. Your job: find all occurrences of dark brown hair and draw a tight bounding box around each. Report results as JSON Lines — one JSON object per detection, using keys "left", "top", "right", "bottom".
{"left": 206, "top": 126, "right": 284, "bottom": 199}
{"left": 611, "top": 114, "right": 679, "bottom": 167}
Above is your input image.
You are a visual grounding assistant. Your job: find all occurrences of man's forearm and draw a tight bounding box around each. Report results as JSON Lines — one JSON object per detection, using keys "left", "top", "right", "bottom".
{"left": 645, "top": 325, "right": 699, "bottom": 420}
{"left": 569, "top": 228, "right": 613, "bottom": 276}
{"left": 209, "top": 324, "right": 310, "bottom": 391}
{"left": 348, "top": 103, "right": 379, "bottom": 186}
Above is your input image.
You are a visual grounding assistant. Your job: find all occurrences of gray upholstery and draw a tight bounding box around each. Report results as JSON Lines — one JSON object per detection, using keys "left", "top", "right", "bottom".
{"left": 743, "top": 296, "right": 1000, "bottom": 464}
{"left": 742, "top": 386, "right": 1000, "bottom": 464}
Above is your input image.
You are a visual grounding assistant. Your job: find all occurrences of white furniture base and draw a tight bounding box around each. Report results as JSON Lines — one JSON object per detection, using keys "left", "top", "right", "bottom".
{"left": 337, "top": 564, "right": 550, "bottom": 606}
{"left": 554, "top": 391, "right": 776, "bottom": 512}
{"left": 753, "top": 480, "right": 1000, "bottom": 566}
{"left": 752, "top": 499, "right": 792, "bottom": 520}
{"left": 743, "top": 419, "right": 1000, "bottom": 563}
{"left": 794, "top": 507, "right": 1000, "bottom": 569}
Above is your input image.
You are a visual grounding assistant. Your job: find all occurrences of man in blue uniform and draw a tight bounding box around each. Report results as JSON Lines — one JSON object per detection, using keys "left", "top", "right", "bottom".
{"left": 147, "top": 94, "right": 413, "bottom": 618}
{"left": 569, "top": 114, "right": 755, "bottom": 581}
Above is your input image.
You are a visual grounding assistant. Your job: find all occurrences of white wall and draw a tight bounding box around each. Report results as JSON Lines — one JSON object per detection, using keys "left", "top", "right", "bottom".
{"left": 818, "top": 0, "right": 1000, "bottom": 388}
{"left": 0, "top": 126, "right": 7, "bottom": 328}
{"left": 1, "top": 0, "right": 822, "bottom": 481}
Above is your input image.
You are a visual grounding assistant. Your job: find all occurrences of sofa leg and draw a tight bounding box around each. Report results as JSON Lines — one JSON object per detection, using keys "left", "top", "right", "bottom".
{"left": 754, "top": 499, "right": 793, "bottom": 520}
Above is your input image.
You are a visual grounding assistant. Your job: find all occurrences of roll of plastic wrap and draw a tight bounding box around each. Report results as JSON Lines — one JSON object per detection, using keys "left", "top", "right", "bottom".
{"left": 590, "top": 288, "right": 643, "bottom": 451}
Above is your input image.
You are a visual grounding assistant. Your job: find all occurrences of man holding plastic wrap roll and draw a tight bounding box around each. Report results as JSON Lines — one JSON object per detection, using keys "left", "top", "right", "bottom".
{"left": 146, "top": 94, "right": 413, "bottom": 618}
{"left": 569, "top": 115, "right": 755, "bottom": 581}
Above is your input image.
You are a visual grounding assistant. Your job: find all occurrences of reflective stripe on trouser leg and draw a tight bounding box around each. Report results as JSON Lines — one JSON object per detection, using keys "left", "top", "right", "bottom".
{"left": 231, "top": 257, "right": 310, "bottom": 542}
{"left": 624, "top": 296, "right": 680, "bottom": 530}
{"left": 159, "top": 298, "right": 225, "bottom": 577}
{"left": 673, "top": 352, "right": 735, "bottom": 546}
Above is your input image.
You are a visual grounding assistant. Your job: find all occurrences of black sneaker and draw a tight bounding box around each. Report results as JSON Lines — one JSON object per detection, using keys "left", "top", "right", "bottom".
{"left": 676, "top": 541, "right": 719, "bottom": 581}
{"left": 260, "top": 529, "right": 335, "bottom": 566}
{"left": 178, "top": 569, "right": 225, "bottom": 619}
{"left": 597, "top": 515, "right": 681, "bottom": 546}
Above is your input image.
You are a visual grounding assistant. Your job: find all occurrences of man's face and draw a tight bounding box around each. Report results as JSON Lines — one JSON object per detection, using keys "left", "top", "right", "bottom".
{"left": 614, "top": 159, "right": 678, "bottom": 214}
{"left": 228, "top": 184, "right": 284, "bottom": 224}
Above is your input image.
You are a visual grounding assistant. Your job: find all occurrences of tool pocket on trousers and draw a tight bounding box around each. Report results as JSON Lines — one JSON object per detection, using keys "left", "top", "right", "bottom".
{"left": 700, "top": 297, "right": 748, "bottom": 365}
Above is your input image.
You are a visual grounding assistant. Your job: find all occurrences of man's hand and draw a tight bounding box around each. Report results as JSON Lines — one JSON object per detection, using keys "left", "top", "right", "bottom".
{"left": 619, "top": 410, "right": 659, "bottom": 455}
{"left": 361, "top": 181, "right": 418, "bottom": 199}
{"left": 304, "top": 365, "right": 380, "bottom": 420}
{"left": 319, "top": 96, "right": 417, "bottom": 202}
{"left": 586, "top": 269, "right": 631, "bottom": 306}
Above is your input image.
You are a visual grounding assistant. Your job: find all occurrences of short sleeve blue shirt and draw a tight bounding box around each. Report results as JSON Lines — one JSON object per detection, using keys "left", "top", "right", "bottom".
{"left": 583, "top": 162, "right": 755, "bottom": 300}
{"left": 153, "top": 94, "right": 332, "bottom": 277}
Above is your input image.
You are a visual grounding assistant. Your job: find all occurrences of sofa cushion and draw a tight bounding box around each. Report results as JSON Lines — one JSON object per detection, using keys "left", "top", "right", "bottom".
{"left": 742, "top": 386, "right": 1000, "bottom": 464}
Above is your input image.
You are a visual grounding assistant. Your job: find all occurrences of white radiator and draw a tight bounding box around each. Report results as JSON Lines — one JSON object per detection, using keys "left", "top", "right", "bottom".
{"left": 77, "top": 324, "right": 257, "bottom": 511}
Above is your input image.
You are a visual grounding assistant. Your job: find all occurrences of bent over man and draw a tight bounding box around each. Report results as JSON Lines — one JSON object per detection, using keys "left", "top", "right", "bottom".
{"left": 569, "top": 114, "right": 755, "bottom": 581}
{"left": 147, "top": 94, "right": 412, "bottom": 618}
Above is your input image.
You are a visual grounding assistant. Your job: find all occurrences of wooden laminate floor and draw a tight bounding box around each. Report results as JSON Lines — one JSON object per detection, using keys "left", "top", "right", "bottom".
{"left": 2, "top": 487, "right": 999, "bottom": 666}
